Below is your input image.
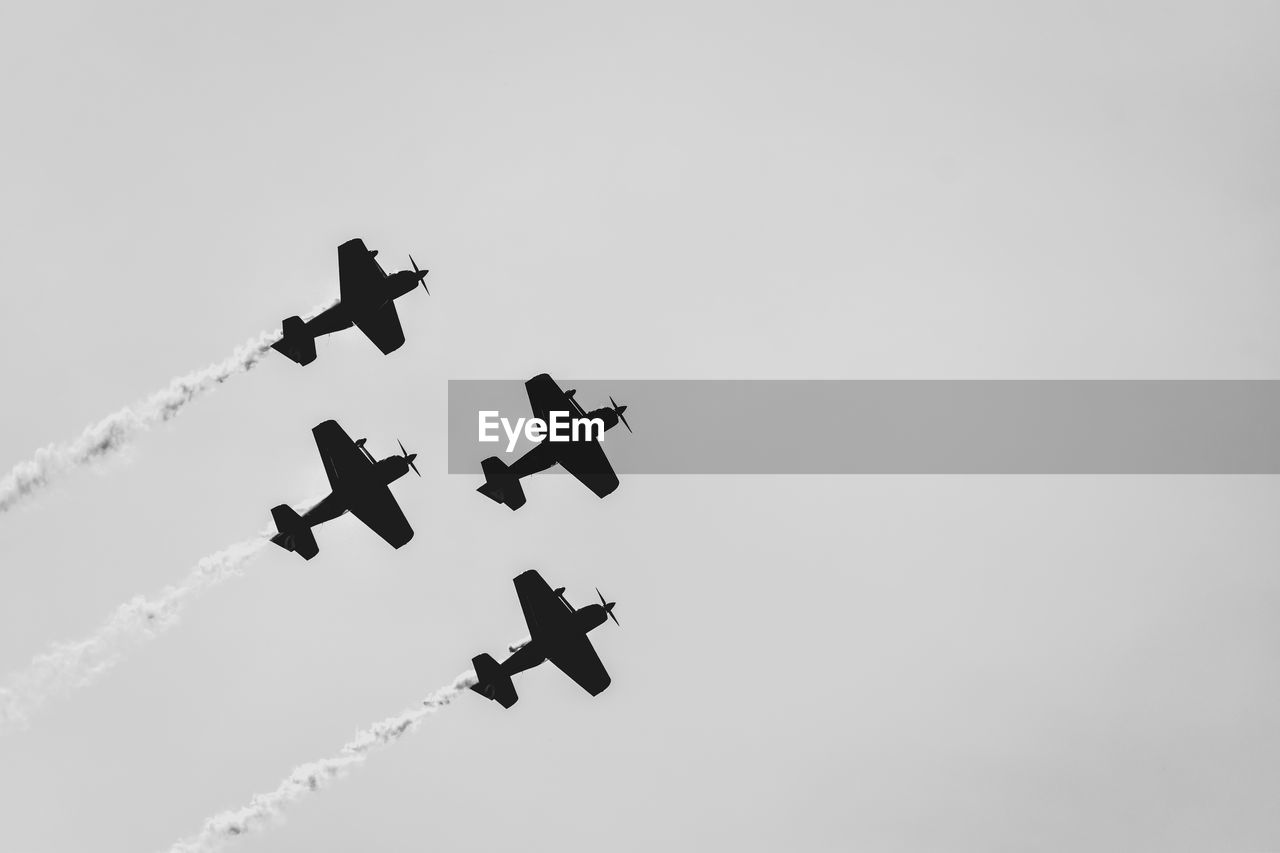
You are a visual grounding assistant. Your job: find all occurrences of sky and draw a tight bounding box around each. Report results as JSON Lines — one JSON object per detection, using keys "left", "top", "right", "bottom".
{"left": 0, "top": 1, "right": 1278, "bottom": 851}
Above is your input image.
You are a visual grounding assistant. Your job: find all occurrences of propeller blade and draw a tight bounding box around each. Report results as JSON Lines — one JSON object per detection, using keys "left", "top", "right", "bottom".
{"left": 595, "top": 588, "right": 619, "bottom": 625}
{"left": 409, "top": 254, "right": 430, "bottom": 293}
{"left": 610, "top": 396, "right": 633, "bottom": 433}
{"left": 395, "top": 439, "right": 420, "bottom": 476}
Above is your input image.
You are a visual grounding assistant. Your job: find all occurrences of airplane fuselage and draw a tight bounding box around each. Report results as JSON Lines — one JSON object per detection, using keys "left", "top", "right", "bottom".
{"left": 304, "top": 271, "right": 422, "bottom": 337}
{"left": 498, "top": 604, "right": 611, "bottom": 677}
{"left": 507, "top": 407, "right": 623, "bottom": 479}
{"left": 300, "top": 455, "right": 413, "bottom": 527}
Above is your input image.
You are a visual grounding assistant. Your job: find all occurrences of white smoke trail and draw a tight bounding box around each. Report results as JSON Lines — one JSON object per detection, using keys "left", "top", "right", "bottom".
{"left": 165, "top": 671, "right": 478, "bottom": 853}
{"left": 0, "top": 534, "right": 270, "bottom": 733}
{"left": 0, "top": 301, "right": 336, "bottom": 515}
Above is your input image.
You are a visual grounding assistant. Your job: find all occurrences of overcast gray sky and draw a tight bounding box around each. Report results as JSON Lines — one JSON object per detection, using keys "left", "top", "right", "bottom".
{"left": 1, "top": 1, "right": 1278, "bottom": 851}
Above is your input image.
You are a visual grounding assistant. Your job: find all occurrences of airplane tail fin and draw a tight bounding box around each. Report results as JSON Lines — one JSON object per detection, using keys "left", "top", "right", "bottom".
{"left": 271, "top": 315, "right": 317, "bottom": 366}
{"left": 269, "top": 504, "right": 319, "bottom": 560}
{"left": 476, "top": 457, "right": 526, "bottom": 511}
{"left": 470, "top": 653, "right": 518, "bottom": 708}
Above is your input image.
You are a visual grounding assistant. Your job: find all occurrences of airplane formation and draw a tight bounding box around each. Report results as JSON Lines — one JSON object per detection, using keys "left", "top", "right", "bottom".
{"left": 267, "top": 239, "right": 630, "bottom": 706}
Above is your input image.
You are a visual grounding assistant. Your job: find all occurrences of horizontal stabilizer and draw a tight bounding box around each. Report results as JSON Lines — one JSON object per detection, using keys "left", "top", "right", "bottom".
{"left": 270, "top": 504, "right": 318, "bottom": 560}
{"left": 470, "top": 653, "right": 518, "bottom": 708}
{"left": 476, "top": 457, "right": 526, "bottom": 511}
{"left": 271, "top": 316, "right": 317, "bottom": 366}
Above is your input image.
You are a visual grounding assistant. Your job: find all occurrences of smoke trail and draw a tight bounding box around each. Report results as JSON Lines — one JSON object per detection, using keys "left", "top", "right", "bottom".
{"left": 0, "top": 534, "right": 270, "bottom": 733}
{"left": 0, "top": 301, "right": 336, "bottom": 515}
{"left": 165, "top": 671, "right": 478, "bottom": 853}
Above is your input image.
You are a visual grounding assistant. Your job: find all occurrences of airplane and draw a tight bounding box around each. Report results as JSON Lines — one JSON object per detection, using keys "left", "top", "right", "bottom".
{"left": 270, "top": 419, "right": 419, "bottom": 560}
{"left": 471, "top": 569, "right": 619, "bottom": 708}
{"left": 272, "top": 238, "right": 429, "bottom": 365}
{"left": 476, "top": 373, "right": 631, "bottom": 510}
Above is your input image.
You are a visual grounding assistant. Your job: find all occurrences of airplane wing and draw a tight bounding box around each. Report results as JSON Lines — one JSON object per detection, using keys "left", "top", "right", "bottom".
{"left": 346, "top": 481, "right": 414, "bottom": 549}
{"left": 515, "top": 569, "right": 573, "bottom": 643}
{"left": 338, "top": 238, "right": 387, "bottom": 311}
{"left": 354, "top": 301, "right": 406, "bottom": 355}
{"left": 525, "top": 373, "right": 578, "bottom": 424}
{"left": 546, "top": 633, "right": 611, "bottom": 696}
{"left": 556, "top": 438, "right": 619, "bottom": 498}
{"left": 312, "top": 420, "right": 374, "bottom": 491}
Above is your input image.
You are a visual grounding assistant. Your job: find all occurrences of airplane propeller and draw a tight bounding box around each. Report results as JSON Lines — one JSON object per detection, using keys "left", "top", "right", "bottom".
{"left": 596, "top": 588, "right": 620, "bottom": 626}
{"left": 397, "top": 439, "right": 420, "bottom": 477}
{"left": 409, "top": 254, "right": 429, "bottom": 294}
{"left": 608, "top": 396, "right": 631, "bottom": 433}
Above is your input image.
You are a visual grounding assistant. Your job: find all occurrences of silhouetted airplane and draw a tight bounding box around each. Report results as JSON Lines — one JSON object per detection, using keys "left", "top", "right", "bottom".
{"left": 477, "top": 373, "right": 631, "bottom": 510}
{"left": 471, "top": 569, "right": 618, "bottom": 708}
{"left": 270, "top": 420, "right": 419, "bottom": 560}
{"left": 272, "top": 238, "right": 429, "bottom": 365}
